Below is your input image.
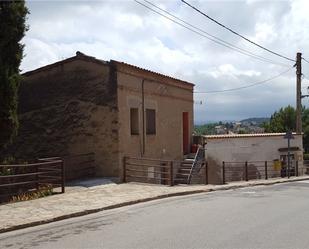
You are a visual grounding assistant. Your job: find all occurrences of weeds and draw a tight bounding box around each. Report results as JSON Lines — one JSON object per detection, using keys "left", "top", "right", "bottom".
{"left": 10, "top": 184, "right": 53, "bottom": 202}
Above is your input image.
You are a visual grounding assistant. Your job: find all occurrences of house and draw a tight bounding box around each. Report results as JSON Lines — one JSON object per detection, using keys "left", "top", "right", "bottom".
{"left": 5, "top": 52, "right": 194, "bottom": 180}
{"left": 204, "top": 133, "right": 304, "bottom": 184}
{"left": 214, "top": 125, "right": 226, "bottom": 134}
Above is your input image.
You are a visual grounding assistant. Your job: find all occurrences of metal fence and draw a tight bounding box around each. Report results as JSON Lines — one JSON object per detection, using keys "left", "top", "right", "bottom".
{"left": 0, "top": 158, "right": 65, "bottom": 203}
{"left": 222, "top": 160, "right": 302, "bottom": 184}
{"left": 303, "top": 160, "right": 309, "bottom": 175}
{"left": 123, "top": 157, "right": 174, "bottom": 186}
{"left": 123, "top": 157, "right": 308, "bottom": 186}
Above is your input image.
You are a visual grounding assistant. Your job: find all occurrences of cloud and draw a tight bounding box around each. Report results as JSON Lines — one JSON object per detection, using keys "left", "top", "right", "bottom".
{"left": 208, "top": 64, "right": 261, "bottom": 79}
{"left": 21, "top": 0, "right": 308, "bottom": 123}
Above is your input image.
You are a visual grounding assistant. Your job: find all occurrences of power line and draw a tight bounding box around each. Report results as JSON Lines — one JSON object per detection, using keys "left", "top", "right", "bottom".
{"left": 181, "top": 0, "right": 295, "bottom": 62}
{"left": 134, "top": 0, "right": 291, "bottom": 67}
{"left": 194, "top": 66, "right": 293, "bottom": 94}
{"left": 142, "top": 0, "right": 290, "bottom": 67}
{"left": 134, "top": 1, "right": 294, "bottom": 94}
{"left": 302, "top": 57, "right": 309, "bottom": 64}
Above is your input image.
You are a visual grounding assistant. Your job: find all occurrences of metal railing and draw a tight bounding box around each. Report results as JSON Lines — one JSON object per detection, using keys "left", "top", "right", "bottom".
{"left": 0, "top": 158, "right": 65, "bottom": 203}
{"left": 123, "top": 157, "right": 174, "bottom": 186}
{"left": 222, "top": 160, "right": 301, "bottom": 184}
{"left": 187, "top": 147, "right": 206, "bottom": 184}
{"left": 302, "top": 160, "right": 309, "bottom": 175}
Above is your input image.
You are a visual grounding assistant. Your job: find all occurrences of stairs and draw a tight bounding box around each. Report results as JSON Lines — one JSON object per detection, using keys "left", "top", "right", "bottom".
{"left": 174, "top": 150, "right": 206, "bottom": 185}
{"left": 174, "top": 156, "right": 195, "bottom": 184}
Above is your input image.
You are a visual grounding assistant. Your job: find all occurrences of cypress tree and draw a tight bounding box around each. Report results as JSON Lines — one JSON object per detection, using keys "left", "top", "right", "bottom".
{"left": 0, "top": 1, "right": 28, "bottom": 150}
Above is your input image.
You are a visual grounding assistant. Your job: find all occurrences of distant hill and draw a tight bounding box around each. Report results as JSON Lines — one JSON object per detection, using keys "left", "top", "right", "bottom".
{"left": 240, "top": 117, "right": 269, "bottom": 125}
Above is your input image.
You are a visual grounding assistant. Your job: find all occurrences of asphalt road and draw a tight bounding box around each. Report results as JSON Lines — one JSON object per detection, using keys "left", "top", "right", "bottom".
{"left": 2, "top": 181, "right": 309, "bottom": 249}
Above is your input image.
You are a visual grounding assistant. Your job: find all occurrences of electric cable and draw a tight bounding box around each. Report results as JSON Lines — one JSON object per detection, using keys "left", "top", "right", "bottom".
{"left": 134, "top": 0, "right": 291, "bottom": 67}
{"left": 194, "top": 66, "right": 293, "bottom": 93}
{"left": 181, "top": 0, "right": 295, "bottom": 62}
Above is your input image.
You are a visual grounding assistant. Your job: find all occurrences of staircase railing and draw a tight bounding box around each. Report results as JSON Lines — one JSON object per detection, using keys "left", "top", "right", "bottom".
{"left": 187, "top": 147, "right": 206, "bottom": 184}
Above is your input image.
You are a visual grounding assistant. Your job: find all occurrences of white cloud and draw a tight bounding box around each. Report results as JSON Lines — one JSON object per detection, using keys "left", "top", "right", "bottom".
{"left": 209, "top": 64, "right": 261, "bottom": 79}
{"left": 21, "top": 0, "right": 308, "bottom": 123}
{"left": 253, "top": 23, "right": 277, "bottom": 44}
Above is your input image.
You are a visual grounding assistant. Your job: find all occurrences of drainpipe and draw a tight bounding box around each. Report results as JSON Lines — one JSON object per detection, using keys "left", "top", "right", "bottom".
{"left": 142, "top": 79, "right": 145, "bottom": 156}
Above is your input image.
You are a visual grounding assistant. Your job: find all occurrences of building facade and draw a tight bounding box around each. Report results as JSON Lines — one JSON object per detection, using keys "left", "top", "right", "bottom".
{"left": 204, "top": 133, "right": 304, "bottom": 184}
{"left": 6, "top": 52, "right": 194, "bottom": 179}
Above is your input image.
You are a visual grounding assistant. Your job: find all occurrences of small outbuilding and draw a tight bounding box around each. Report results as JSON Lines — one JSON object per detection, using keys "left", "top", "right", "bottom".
{"left": 204, "top": 133, "right": 304, "bottom": 184}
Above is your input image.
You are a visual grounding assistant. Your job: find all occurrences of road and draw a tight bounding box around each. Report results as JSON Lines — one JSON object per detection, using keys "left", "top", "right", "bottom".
{"left": 1, "top": 181, "right": 309, "bottom": 249}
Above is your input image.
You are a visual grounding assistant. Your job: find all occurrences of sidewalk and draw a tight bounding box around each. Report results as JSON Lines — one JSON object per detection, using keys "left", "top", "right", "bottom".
{"left": 1, "top": 176, "right": 309, "bottom": 233}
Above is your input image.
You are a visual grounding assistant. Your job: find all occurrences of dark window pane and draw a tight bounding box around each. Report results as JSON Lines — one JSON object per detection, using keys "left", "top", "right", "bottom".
{"left": 146, "top": 109, "right": 156, "bottom": 135}
{"left": 130, "top": 108, "right": 139, "bottom": 135}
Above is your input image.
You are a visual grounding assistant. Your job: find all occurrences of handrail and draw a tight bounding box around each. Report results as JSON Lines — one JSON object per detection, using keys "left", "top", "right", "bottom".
{"left": 126, "top": 156, "right": 173, "bottom": 163}
{"left": 187, "top": 147, "right": 205, "bottom": 184}
{"left": 0, "top": 160, "right": 62, "bottom": 167}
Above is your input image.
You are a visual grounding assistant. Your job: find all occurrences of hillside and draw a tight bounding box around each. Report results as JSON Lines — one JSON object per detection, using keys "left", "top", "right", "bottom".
{"left": 240, "top": 117, "right": 269, "bottom": 125}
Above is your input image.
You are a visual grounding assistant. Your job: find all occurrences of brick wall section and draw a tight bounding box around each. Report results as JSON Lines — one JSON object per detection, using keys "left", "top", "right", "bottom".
{"left": 114, "top": 61, "right": 194, "bottom": 180}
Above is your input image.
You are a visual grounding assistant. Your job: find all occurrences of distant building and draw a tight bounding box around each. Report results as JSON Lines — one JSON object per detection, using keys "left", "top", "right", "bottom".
{"left": 5, "top": 52, "right": 194, "bottom": 179}
{"left": 214, "top": 125, "right": 226, "bottom": 134}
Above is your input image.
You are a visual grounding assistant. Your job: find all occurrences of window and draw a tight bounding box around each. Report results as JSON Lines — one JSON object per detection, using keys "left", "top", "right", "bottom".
{"left": 146, "top": 109, "right": 156, "bottom": 135}
{"left": 130, "top": 108, "right": 139, "bottom": 135}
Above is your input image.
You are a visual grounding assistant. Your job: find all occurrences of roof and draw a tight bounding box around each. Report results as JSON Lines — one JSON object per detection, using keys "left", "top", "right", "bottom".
{"left": 23, "top": 52, "right": 194, "bottom": 88}
{"left": 111, "top": 60, "right": 194, "bottom": 88}
{"left": 204, "top": 133, "right": 300, "bottom": 139}
{"left": 23, "top": 52, "right": 107, "bottom": 76}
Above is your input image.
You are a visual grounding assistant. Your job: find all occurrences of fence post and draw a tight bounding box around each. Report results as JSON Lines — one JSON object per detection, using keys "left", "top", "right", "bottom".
{"left": 245, "top": 161, "right": 248, "bottom": 181}
{"left": 205, "top": 161, "right": 208, "bottom": 185}
{"left": 296, "top": 160, "right": 299, "bottom": 177}
{"left": 123, "top": 156, "right": 127, "bottom": 183}
{"left": 222, "top": 161, "right": 225, "bottom": 184}
{"left": 61, "top": 159, "right": 65, "bottom": 193}
{"left": 265, "top": 161, "right": 268, "bottom": 180}
{"left": 35, "top": 164, "right": 39, "bottom": 190}
{"left": 160, "top": 162, "right": 167, "bottom": 185}
{"left": 169, "top": 161, "right": 174, "bottom": 186}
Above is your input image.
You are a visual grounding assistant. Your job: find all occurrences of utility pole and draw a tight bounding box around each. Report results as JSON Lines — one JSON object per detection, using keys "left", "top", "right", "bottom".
{"left": 296, "top": 52, "right": 302, "bottom": 134}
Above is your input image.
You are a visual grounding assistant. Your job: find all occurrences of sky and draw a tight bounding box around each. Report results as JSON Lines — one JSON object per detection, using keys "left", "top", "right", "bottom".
{"left": 21, "top": 0, "right": 309, "bottom": 124}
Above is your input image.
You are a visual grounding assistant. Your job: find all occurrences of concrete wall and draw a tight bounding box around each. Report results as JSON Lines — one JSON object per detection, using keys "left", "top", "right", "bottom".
{"left": 5, "top": 57, "right": 119, "bottom": 176}
{"left": 115, "top": 62, "right": 194, "bottom": 178}
{"left": 205, "top": 134, "right": 304, "bottom": 184}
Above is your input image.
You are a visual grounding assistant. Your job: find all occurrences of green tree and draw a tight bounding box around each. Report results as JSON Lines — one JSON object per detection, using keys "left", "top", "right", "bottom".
{"left": 194, "top": 123, "right": 219, "bottom": 135}
{"left": 301, "top": 107, "right": 309, "bottom": 152}
{"left": 263, "top": 105, "right": 309, "bottom": 152}
{"left": 0, "top": 1, "right": 28, "bottom": 149}
{"left": 263, "top": 105, "right": 296, "bottom": 132}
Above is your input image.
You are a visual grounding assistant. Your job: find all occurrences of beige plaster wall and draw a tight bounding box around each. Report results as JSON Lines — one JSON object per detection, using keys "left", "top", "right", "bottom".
{"left": 205, "top": 134, "right": 304, "bottom": 184}
{"left": 116, "top": 68, "right": 194, "bottom": 179}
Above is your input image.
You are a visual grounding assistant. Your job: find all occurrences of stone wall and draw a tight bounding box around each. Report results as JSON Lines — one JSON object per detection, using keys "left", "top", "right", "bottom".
{"left": 4, "top": 57, "right": 119, "bottom": 177}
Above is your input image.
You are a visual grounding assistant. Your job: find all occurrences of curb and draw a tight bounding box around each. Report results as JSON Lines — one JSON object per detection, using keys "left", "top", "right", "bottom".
{"left": 1, "top": 176, "right": 308, "bottom": 234}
